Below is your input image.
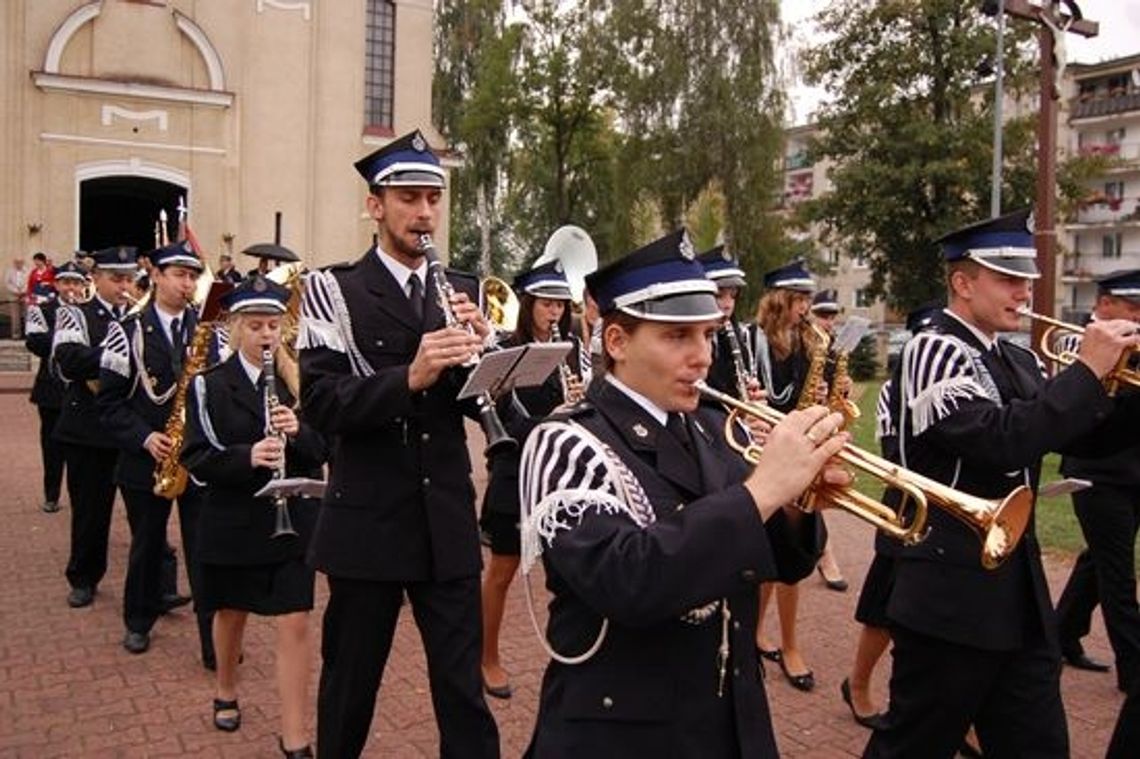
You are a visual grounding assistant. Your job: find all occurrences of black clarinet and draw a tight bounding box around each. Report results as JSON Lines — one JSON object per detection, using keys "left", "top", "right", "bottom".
{"left": 417, "top": 234, "right": 516, "bottom": 456}
{"left": 721, "top": 321, "right": 754, "bottom": 401}
{"left": 262, "top": 349, "right": 298, "bottom": 538}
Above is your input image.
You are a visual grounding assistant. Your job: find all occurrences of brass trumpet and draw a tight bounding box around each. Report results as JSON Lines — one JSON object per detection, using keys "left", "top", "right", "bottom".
{"left": 1018, "top": 308, "right": 1140, "bottom": 396}
{"left": 695, "top": 380, "right": 1033, "bottom": 569}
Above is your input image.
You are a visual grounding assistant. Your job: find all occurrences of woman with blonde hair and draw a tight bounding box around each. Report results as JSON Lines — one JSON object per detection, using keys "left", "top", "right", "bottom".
{"left": 182, "top": 276, "right": 327, "bottom": 758}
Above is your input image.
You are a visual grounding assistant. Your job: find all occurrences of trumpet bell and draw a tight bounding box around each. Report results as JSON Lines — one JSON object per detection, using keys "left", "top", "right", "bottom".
{"left": 697, "top": 380, "right": 1030, "bottom": 568}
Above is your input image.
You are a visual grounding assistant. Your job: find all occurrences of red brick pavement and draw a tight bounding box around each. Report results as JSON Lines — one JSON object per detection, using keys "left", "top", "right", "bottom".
{"left": 0, "top": 375, "right": 1125, "bottom": 757}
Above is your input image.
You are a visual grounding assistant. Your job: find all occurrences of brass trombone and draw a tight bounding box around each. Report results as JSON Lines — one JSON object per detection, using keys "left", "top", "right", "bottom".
{"left": 1018, "top": 308, "right": 1140, "bottom": 396}
{"left": 695, "top": 380, "right": 1033, "bottom": 569}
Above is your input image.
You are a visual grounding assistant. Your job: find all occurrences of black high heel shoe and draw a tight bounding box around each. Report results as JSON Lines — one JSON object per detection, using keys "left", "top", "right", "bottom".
{"left": 778, "top": 655, "right": 815, "bottom": 692}
{"left": 279, "top": 736, "right": 314, "bottom": 758}
{"left": 756, "top": 646, "right": 783, "bottom": 664}
{"left": 212, "top": 698, "right": 241, "bottom": 732}
{"left": 840, "top": 677, "right": 887, "bottom": 730}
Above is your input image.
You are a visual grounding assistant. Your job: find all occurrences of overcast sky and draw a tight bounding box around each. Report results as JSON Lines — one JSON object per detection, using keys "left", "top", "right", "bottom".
{"left": 782, "top": 1, "right": 1140, "bottom": 125}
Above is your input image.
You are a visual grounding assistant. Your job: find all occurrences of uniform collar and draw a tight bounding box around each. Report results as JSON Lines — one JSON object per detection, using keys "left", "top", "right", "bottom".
{"left": 375, "top": 246, "right": 428, "bottom": 292}
{"left": 943, "top": 307, "right": 995, "bottom": 351}
{"left": 604, "top": 374, "right": 667, "bottom": 426}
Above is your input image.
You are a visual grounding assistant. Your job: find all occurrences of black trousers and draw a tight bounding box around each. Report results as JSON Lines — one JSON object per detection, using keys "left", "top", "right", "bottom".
{"left": 121, "top": 486, "right": 213, "bottom": 658}
{"left": 63, "top": 444, "right": 119, "bottom": 591}
{"left": 863, "top": 625, "right": 1067, "bottom": 759}
{"left": 1109, "top": 671, "right": 1140, "bottom": 758}
{"left": 316, "top": 575, "right": 500, "bottom": 759}
{"left": 37, "top": 406, "right": 65, "bottom": 504}
{"left": 1055, "top": 484, "right": 1140, "bottom": 691}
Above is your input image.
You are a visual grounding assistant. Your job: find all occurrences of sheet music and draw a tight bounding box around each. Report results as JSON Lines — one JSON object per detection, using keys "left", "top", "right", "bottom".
{"left": 457, "top": 342, "right": 573, "bottom": 399}
{"left": 1037, "top": 478, "right": 1092, "bottom": 499}
{"left": 254, "top": 477, "right": 327, "bottom": 499}
{"left": 834, "top": 316, "right": 872, "bottom": 355}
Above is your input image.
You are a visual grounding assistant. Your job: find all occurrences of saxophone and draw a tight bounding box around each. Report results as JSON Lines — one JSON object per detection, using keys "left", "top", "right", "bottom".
{"left": 796, "top": 322, "right": 830, "bottom": 411}
{"left": 153, "top": 321, "right": 214, "bottom": 499}
{"left": 828, "top": 349, "right": 862, "bottom": 429}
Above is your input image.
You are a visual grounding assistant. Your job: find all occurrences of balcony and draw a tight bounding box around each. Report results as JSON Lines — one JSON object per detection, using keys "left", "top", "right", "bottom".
{"left": 1062, "top": 252, "right": 1140, "bottom": 282}
{"left": 1067, "top": 193, "right": 1140, "bottom": 227}
{"left": 1076, "top": 141, "right": 1140, "bottom": 162}
{"left": 1072, "top": 90, "right": 1140, "bottom": 121}
{"left": 785, "top": 151, "right": 811, "bottom": 172}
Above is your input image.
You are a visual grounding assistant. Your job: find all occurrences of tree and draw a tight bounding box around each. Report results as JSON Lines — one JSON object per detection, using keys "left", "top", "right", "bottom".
{"left": 798, "top": 0, "right": 1041, "bottom": 312}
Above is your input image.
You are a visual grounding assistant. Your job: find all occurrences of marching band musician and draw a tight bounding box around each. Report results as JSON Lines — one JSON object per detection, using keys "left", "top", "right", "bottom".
{"left": 479, "top": 261, "right": 582, "bottom": 701}
{"left": 518, "top": 229, "right": 847, "bottom": 757}
{"left": 25, "top": 263, "right": 86, "bottom": 513}
{"left": 181, "top": 276, "right": 326, "bottom": 759}
{"left": 51, "top": 246, "right": 137, "bottom": 609}
{"left": 750, "top": 260, "right": 821, "bottom": 692}
{"left": 696, "top": 245, "right": 756, "bottom": 402}
{"left": 298, "top": 129, "right": 500, "bottom": 759}
{"left": 96, "top": 241, "right": 211, "bottom": 663}
{"left": 864, "top": 209, "right": 1140, "bottom": 758}
{"left": 1054, "top": 269, "right": 1140, "bottom": 686}
{"left": 842, "top": 302, "right": 941, "bottom": 731}
{"left": 805, "top": 288, "right": 849, "bottom": 593}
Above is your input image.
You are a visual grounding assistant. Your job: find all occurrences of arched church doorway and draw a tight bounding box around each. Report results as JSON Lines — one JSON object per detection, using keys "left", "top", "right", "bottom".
{"left": 79, "top": 176, "right": 184, "bottom": 253}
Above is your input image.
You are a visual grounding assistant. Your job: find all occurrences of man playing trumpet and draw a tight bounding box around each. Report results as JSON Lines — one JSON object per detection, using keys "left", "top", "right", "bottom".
{"left": 518, "top": 229, "right": 849, "bottom": 756}
{"left": 864, "top": 209, "right": 1140, "bottom": 758}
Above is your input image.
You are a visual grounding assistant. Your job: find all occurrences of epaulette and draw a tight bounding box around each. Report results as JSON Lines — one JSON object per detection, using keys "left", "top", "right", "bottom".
{"left": 548, "top": 400, "right": 595, "bottom": 423}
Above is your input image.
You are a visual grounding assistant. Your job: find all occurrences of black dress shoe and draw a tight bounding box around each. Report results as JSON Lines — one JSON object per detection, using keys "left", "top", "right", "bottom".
{"left": 123, "top": 631, "right": 150, "bottom": 654}
{"left": 67, "top": 586, "right": 94, "bottom": 608}
{"left": 158, "top": 593, "right": 192, "bottom": 614}
{"left": 779, "top": 656, "right": 815, "bottom": 692}
{"left": 1062, "top": 650, "right": 1111, "bottom": 672}
{"left": 841, "top": 677, "right": 888, "bottom": 730}
{"left": 213, "top": 698, "right": 241, "bottom": 732}
{"left": 42, "top": 500, "right": 60, "bottom": 513}
{"left": 278, "top": 736, "right": 313, "bottom": 758}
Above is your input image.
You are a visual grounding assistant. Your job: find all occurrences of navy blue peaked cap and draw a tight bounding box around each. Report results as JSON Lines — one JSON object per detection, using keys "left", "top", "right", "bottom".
{"left": 354, "top": 129, "right": 446, "bottom": 189}
{"left": 90, "top": 246, "right": 138, "bottom": 272}
{"left": 586, "top": 229, "right": 720, "bottom": 323}
{"left": 697, "top": 245, "right": 746, "bottom": 289}
{"left": 906, "top": 300, "right": 944, "bottom": 334}
{"left": 811, "top": 289, "right": 840, "bottom": 313}
{"left": 763, "top": 259, "right": 815, "bottom": 292}
{"left": 937, "top": 208, "right": 1039, "bottom": 279}
{"left": 515, "top": 261, "right": 572, "bottom": 300}
{"left": 151, "top": 240, "right": 203, "bottom": 271}
{"left": 220, "top": 275, "right": 290, "bottom": 314}
{"left": 1096, "top": 269, "right": 1140, "bottom": 302}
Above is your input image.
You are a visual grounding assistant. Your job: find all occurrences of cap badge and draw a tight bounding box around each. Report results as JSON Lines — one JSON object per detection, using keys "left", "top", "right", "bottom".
{"left": 679, "top": 232, "right": 695, "bottom": 261}
{"left": 182, "top": 241, "right": 193, "bottom": 254}
{"left": 253, "top": 278, "right": 268, "bottom": 292}
{"left": 1025, "top": 211, "right": 1035, "bottom": 234}
{"left": 554, "top": 259, "right": 564, "bottom": 273}
{"left": 118, "top": 247, "right": 128, "bottom": 261}
{"left": 721, "top": 248, "right": 732, "bottom": 262}
{"left": 412, "top": 132, "right": 427, "bottom": 152}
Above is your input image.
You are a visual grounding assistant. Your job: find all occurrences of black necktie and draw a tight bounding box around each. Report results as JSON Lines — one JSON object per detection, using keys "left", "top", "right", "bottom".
{"left": 171, "top": 317, "right": 184, "bottom": 373}
{"left": 666, "top": 412, "right": 693, "bottom": 453}
{"left": 112, "top": 305, "right": 123, "bottom": 320}
{"left": 407, "top": 274, "right": 424, "bottom": 323}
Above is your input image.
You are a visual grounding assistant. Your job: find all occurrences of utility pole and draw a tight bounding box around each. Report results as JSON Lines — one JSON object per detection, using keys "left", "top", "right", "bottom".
{"left": 1000, "top": 1, "right": 1097, "bottom": 339}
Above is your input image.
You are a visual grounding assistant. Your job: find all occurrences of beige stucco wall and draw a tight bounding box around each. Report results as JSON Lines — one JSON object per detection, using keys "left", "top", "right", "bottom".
{"left": 1, "top": 0, "right": 447, "bottom": 271}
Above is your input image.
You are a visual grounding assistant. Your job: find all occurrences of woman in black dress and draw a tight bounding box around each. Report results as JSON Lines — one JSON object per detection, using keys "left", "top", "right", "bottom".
{"left": 182, "top": 276, "right": 326, "bottom": 758}
{"left": 480, "top": 261, "right": 583, "bottom": 699}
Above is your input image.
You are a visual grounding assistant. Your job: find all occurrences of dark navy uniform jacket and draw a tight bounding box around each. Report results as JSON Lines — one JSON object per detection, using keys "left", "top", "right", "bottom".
{"left": 96, "top": 303, "right": 199, "bottom": 491}
{"left": 51, "top": 297, "right": 121, "bottom": 448}
{"left": 182, "top": 353, "right": 327, "bottom": 566}
{"left": 299, "top": 248, "right": 483, "bottom": 582}
{"left": 888, "top": 310, "right": 1140, "bottom": 651}
{"left": 520, "top": 379, "right": 823, "bottom": 758}
{"left": 26, "top": 300, "right": 64, "bottom": 410}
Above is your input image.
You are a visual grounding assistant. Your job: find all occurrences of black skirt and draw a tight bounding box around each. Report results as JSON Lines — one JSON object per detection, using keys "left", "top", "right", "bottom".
{"left": 854, "top": 553, "right": 896, "bottom": 628}
{"left": 200, "top": 557, "right": 315, "bottom": 615}
{"left": 479, "top": 510, "right": 521, "bottom": 557}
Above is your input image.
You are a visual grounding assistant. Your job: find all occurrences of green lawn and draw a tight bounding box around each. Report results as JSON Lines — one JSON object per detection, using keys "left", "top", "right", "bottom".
{"left": 847, "top": 380, "right": 1089, "bottom": 562}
